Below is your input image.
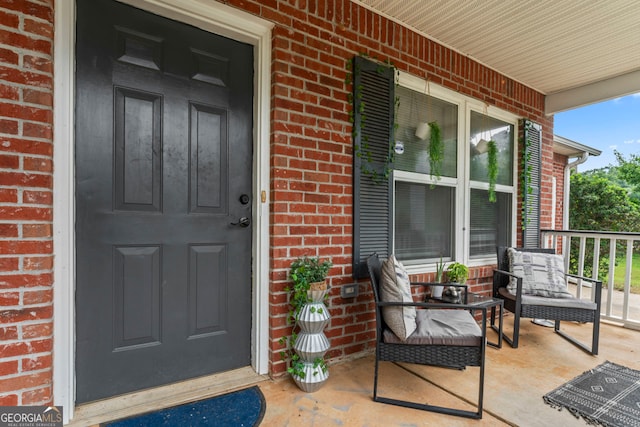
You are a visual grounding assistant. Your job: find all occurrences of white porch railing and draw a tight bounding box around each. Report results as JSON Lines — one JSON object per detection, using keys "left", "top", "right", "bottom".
{"left": 541, "top": 229, "right": 640, "bottom": 331}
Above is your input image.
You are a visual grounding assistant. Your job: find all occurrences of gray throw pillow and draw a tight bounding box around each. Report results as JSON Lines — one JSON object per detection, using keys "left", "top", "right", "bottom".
{"left": 380, "top": 254, "right": 417, "bottom": 340}
{"left": 507, "top": 248, "right": 573, "bottom": 298}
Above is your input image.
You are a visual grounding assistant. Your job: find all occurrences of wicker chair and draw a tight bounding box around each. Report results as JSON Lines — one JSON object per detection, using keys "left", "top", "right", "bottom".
{"left": 493, "top": 246, "right": 602, "bottom": 355}
{"left": 366, "top": 253, "right": 487, "bottom": 419}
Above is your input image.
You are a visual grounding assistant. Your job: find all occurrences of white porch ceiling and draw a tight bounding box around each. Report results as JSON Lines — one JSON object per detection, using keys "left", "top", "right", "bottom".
{"left": 355, "top": 0, "right": 640, "bottom": 114}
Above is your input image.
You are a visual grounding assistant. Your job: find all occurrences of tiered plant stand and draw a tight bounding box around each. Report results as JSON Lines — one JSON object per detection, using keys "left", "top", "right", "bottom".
{"left": 292, "top": 284, "right": 330, "bottom": 392}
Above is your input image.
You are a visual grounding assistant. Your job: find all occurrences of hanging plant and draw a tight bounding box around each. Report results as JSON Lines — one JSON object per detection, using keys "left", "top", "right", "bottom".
{"left": 428, "top": 121, "right": 443, "bottom": 182}
{"left": 487, "top": 140, "right": 498, "bottom": 202}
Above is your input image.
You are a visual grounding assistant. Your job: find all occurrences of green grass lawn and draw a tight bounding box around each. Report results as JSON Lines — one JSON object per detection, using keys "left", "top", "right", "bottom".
{"left": 610, "top": 252, "right": 640, "bottom": 294}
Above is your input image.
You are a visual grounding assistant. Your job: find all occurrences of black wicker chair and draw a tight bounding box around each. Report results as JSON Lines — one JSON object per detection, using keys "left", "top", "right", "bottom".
{"left": 493, "top": 246, "right": 602, "bottom": 355}
{"left": 366, "top": 253, "right": 487, "bottom": 419}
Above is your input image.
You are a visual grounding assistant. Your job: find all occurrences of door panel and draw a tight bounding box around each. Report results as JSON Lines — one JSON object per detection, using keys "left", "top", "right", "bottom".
{"left": 75, "top": 0, "right": 254, "bottom": 403}
{"left": 114, "top": 88, "right": 162, "bottom": 211}
{"left": 190, "top": 103, "right": 226, "bottom": 213}
{"left": 113, "top": 245, "right": 161, "bottom": 350}
{"left": 189, "top": 245, "right": 226, "bottom": 337}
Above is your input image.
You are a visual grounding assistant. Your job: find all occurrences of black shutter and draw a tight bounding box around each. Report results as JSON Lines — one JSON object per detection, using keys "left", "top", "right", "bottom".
{"left": 352, "top": 56, "right": 395, "bottom": 278}
{"left": 521, "top": 120, "right": 541, "bottom": 248}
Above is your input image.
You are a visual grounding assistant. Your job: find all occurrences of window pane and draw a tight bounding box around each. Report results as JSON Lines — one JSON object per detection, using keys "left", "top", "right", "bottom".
{"left": 469, "top": 189, "right": 511, "bottom": 258}
{"left": 469, "top": 111, "right": 513, "bottom": 185}
{"left": 394, "top": 86, "right": 458, "bottom": 178}
{"left": 395, "top": 181, "right": 455, "bottom": 262}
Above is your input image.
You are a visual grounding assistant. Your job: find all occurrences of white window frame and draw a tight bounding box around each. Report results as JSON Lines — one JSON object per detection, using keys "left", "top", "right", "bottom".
{"left": 395, "top": 71, "right": 518, "bottom": 275}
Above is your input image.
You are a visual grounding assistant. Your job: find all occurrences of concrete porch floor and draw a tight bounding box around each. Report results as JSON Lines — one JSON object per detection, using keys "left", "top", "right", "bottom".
{"left": 258, "top": 318, "right": 639, "bottom": 426}
{"left": 74, "top": 317, "right": 639, "bottom": 426}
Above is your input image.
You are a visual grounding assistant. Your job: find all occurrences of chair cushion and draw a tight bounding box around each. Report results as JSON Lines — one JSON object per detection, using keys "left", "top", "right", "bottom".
{"left": 498, "top": 287, "right": 597, "bottom": 310}
{"left": 507, "top": 248, "right": 573, "bottom": 298}
{"left": 383, "top": 309, "right": 482, "bottom": 346}
{"left": 380, "top": 254, "right": 417, "bottom": 341}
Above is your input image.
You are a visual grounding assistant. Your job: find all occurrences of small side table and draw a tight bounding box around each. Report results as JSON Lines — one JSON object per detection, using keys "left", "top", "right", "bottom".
{"left": 467, "top": 293, "right": 504, "bottom": 349}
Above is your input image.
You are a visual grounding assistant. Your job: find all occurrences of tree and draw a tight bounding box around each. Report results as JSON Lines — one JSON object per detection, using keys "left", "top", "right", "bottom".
{"left": 614, "top": 151, "right": 640, "bottom": 205}
{"left": 569, "top": 172, "right": 640, "bottom": 280}
{"left": 570, "top": 172, "right": 640, "bottom": 232}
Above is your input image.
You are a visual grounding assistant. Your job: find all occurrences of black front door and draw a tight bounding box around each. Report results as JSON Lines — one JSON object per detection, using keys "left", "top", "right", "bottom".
{"left": 75, "top": 0, "right": 254, "bottom": 403}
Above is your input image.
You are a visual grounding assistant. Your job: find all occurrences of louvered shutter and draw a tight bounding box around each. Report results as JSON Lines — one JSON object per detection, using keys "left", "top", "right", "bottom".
{"left": 352, "top": 56, "right": 395, "bottom": 278}
{"left": 522, "top": 120, "right": 541, "bottom": 248}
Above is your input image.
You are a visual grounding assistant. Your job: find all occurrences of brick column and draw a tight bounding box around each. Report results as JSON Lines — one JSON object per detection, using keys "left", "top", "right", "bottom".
{"left": 0, "top": 0, "right": 54, "bottom": 406}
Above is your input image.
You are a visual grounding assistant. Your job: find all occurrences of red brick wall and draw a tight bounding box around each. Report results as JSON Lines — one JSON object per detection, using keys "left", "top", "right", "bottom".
{"left": 550, "top": 152, "right": 568, "bottom": 252}
{"left": 0, "top": 0, "right": 557, "bottom": 402}
{"left": 553, "top": 153, "right": 567, "bottom": 230}
{"left": 220, "top": 0, "right": 554, "bottom": 375}
{"left": 0, "top": 0, "right": 54, "bottom": 406}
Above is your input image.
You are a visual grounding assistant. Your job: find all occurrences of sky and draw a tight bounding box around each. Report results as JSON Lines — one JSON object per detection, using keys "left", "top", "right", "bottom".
{"left": 554, "top": 93, "right": 640, "bottom": 171}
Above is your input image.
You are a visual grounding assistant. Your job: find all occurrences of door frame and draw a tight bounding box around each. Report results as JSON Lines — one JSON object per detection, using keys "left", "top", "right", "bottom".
{"left": 53, "top": 0, "right": 273, "bottom": 421}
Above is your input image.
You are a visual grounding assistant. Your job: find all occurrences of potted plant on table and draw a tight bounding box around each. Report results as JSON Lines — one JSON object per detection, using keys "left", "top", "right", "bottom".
{"left": 446, "top": 262, "right": 469, "bottom": 283}
{"left": 443, "top": 262, "right": 469, "bottom": 303}
{"left": 280, "top": 256, "right": 332, "bottom": 392}
{"left": 431, "top": 255, "right": 446, "bottom": 298}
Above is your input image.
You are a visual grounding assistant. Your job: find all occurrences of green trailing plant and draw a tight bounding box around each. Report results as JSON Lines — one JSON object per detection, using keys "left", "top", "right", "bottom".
{"left": 428, "top": 121, "right": 443, "bottom": 182}
{"left": 487, "top": 139, "right": 498, "bottom": 202}
{"left": 278, "top": 334, "right": 299, "bottom": 375}
{"left": 346, "top": 54, "right": 398, "bottom": 183}
{"left": 287, "top": 256, "right": 332, "bottom": 321}
{"left": 289, "top": 255, "right": 332, "bottom": 286}
{"left": 446, "top": 262, "right": 469, "bottom": 283}
{"left": 286, "top": 354, "right": 328, "bottom": 380}
{"left": 287, "top": 353, "right": 304, "bottom": 378}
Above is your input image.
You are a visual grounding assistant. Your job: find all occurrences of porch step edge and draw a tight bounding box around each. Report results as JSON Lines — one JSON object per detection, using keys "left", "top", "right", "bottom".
{"left": 67, "top": 367, "right": 268, "bottom": 426}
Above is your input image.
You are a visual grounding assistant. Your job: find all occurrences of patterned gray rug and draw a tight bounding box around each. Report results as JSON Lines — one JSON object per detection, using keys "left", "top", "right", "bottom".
{"left": 544, "top": 361, "right": 640, "bottom": 427}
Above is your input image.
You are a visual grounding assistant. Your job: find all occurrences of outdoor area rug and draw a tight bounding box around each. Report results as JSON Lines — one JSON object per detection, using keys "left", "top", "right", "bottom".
{"left": 103, "top": 386, "right": 265, "bottom": 427}
{"left": 543, "top": 361, "right": 640, "bottom": 427}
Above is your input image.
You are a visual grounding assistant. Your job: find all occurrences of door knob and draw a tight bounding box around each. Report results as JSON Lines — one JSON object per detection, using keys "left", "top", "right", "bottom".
{"left": 230, "top": 217, "right": 251, "bottom": 227}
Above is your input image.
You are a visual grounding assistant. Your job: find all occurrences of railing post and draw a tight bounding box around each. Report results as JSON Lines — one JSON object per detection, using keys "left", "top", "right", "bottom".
{"left": 576, "top": 236, "right": 586, "bottom": 298}
{"left": 623, "top": 240, "right": 633, "bottom": 321}
{"left": 590, "top": 237, "right": 600, "bottom": 302}
{"left": 607, "top": 239, "right": 616, "bottom": 317}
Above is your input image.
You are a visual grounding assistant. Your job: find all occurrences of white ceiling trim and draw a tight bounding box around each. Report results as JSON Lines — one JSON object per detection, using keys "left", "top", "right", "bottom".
{"left": 546, "top": 69, "right": 640, "bottom": 115}
{"left": 355, "top": 0, "right": 640, "bottom": 114}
